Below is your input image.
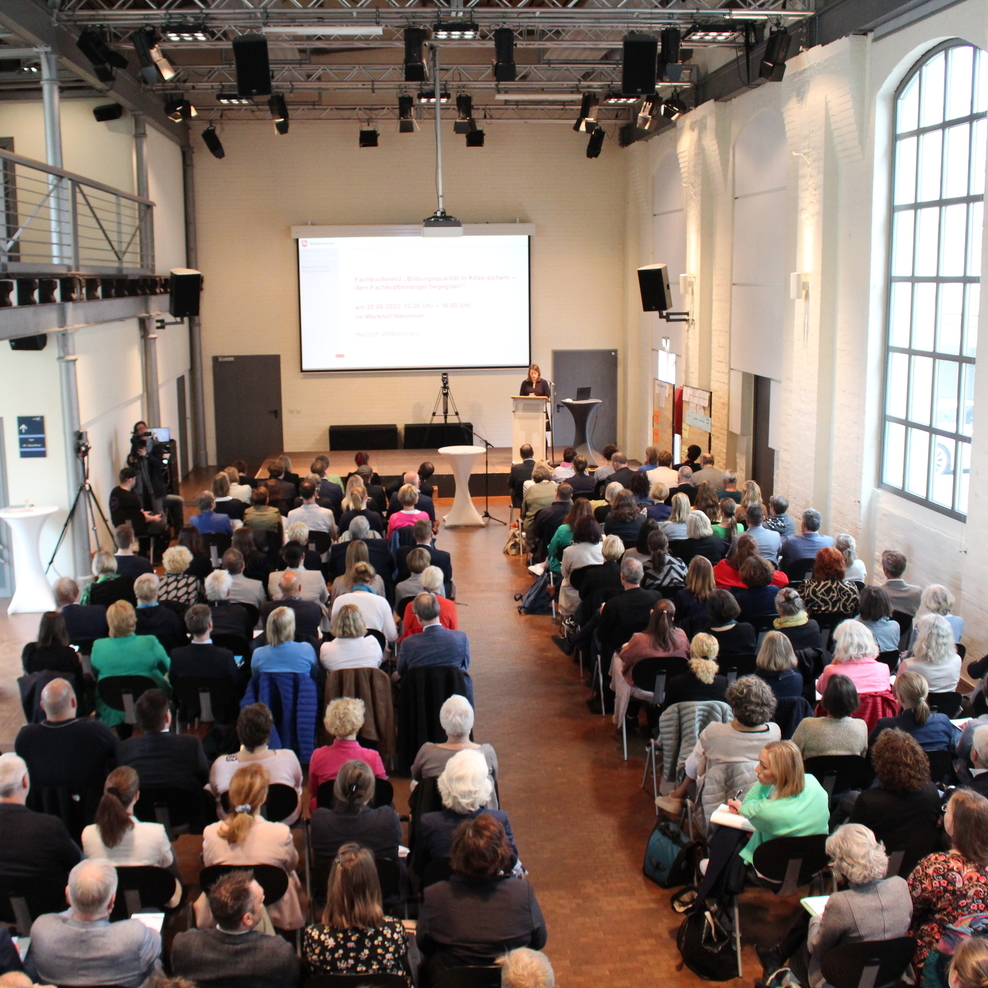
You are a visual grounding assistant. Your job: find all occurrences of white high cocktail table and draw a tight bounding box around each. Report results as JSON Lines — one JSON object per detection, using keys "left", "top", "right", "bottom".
{"left": 0, "top": 505, "right": 58, "bottom": 613}
{"left": 438, "top": 445, "right": 486, "bottom": 527}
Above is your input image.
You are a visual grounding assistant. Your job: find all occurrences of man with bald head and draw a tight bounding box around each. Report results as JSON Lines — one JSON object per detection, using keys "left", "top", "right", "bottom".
{"left": 30, "top": 858, "right": 162, "bottom": 987}
{"left": 0, "top": 753, "right": 81, "bottom": 887}
{"left": 15, "top": 679, "right": 117, "bottom": 796}
{"left": 386, "top": 470, "right": 436, "bottom": 521}
{"left": 260, "top": 571, "right": 323, "bottom": 642}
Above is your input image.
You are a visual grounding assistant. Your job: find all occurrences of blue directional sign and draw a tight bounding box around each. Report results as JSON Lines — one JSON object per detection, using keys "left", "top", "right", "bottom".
{"left": 17, "top": 416, "right": 46, "bottom": 458}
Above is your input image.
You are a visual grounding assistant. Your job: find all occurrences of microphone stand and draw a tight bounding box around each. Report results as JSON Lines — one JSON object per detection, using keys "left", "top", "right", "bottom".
{"left": 470, "top": 426, "right": 506, "bottom": 526}
{"left": 546, "top": 381, "right": 556, "bottom": 464}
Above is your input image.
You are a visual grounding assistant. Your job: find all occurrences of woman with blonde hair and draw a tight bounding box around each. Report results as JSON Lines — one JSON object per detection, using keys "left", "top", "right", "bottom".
{"left": 80, "top": 550, "right": 134, "bottom": 608}
{"left": 386, "top": 484, "right": 429, "bottom": 538}
{"left": 339, "top": 484, "right": 385, "bottom": 536}
{"left": 916, "top": 584, "right": 964, "bottom": 643}
{"left": 673, "top": 510, "right": 725, "bottom": 565}
{"left": 158, "top": 545, "right": 202, "bottom": 605}
{"left": 661, "top": 633, "right": 728, "bottom": 710}
{"left": 754, "top": 631, "right": 803, "bottom": 699}
{"left": 949, "top": 939, "right": 988, "bottom": 988}
{"left": 738, "top": 480, "right": 767, "bottom": 525}
{"left": 82, "top": 766, "right": 181, "bottom": 906}
{"left": 646, "top": 482, "right": 671, "bottom": 523}
{"left": 899, "top": 614, "right": 962, "bottom": 691}
{"left": 659, "top": 492, "right": 692, "bottom": 541}
{"left": 303, "top": 842, "right": 410, "bottom": 983}
{"left": 320, "top": 603, "right": 383, "bottom": 672}
{"left": 307, "top": 698, "right": 387, "bottom": 814}
{"left": 200, "top": 764, "right": 304, "bottom": 930}
{"left": 90, "top": 600, "right": 170, "bottom": 728}
{"left": 726, "top": 739, "right": 829, "bottom": 865}
{"left": 250, "top": 607, "right": 317, "bottom": 677}
{"left": 225, "top": 465, "right": 252, "bottom": 502}
{"left": 834, "top": 533, "right": 866, "bottom": 583}
{"left": 674, "top": 555, "right": 716, "bottom": 622}
{"left": 212, "top": 470, "right": 245, "bottom": 526}
{"left": 331, "top": 541, "right": 385, "bottom": 602}
{"left": 870, "top": 671, "right": 956, "bottom": 751}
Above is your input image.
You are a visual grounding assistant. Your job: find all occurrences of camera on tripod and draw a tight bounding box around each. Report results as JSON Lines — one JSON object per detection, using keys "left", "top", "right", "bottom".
{"left": 74, "top": 430, "right": 91, "bottom": 458}
{"left": 441, "top": 372, "right": 449, "bottom": 390}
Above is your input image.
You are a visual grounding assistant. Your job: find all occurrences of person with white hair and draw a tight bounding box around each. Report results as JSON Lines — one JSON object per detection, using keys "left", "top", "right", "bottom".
{"left": 757, "top": 824, "right": 912, "bottom": 988}
{"left": 499, "top": 947, "right": 555, "bottom": 988}
{"left": 899, "top": 614, "right": 962, "bottom": 692}
{"left": 30, "top": 858, "right": 163, "bottom": 987}
{"left": 835, "top": 533, "right": 867, "bottom": 583}
{"left": 910, "top": 584, "right": 964, "bottom": 644}
{"left": 967, "top": 725, "right": 988, "bottom": 798}
{"left": 132, "top": 572, "right": 186, "bottom": 646}
{"left": 0, "top": 752, "right": 81, "bottom": 886}
{"left": 815, "top": 620, "right": 890, "bottom": 697}
{"left": 250, "top": 607, "right": 317, "bottom": 676}
{"left": 413, "top": 749, "right": 518, "bottom": 878}
{"left": 204, "top": 569, "right": 255, "bottom": 639}
{"left": 411, "top": 695, "right": 498, "bottom": 802}
{"left": 337, "top": 514, "right": 382, "bottom": 544}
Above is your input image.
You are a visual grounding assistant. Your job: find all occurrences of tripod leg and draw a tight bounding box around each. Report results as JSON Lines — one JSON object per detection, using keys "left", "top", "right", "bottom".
{"left": 87, "top": 485, "right": 115, "bottom": 542}
{"left": 46, "top": 482, "right": 88, "bottom": 572}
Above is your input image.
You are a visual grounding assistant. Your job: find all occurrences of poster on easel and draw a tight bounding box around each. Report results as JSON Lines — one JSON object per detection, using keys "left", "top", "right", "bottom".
{"left": 679, "top": 385, "right": 713, "bottom": 454}
{"left": 652, "top": 380, "right": 675, "bottom": 452}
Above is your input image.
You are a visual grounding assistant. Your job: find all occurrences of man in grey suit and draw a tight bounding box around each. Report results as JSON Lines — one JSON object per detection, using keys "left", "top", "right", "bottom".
{"left": 396, "top": 594, "right": 472, "bottom": 702}
{"left": 31, "top": 858, "right": 162, "bottom": 988}
{"left": 170, "top": 870, "right": 298, "bottom": 988}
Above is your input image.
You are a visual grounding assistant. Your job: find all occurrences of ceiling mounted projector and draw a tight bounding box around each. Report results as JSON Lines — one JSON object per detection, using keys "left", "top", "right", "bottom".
{"left": 422, "top": 209, "right": 463, "bottom": 237}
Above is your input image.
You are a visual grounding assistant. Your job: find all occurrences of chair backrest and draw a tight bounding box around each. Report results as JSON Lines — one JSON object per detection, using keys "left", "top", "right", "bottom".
{"left": 719, "top": 653, "right": 758, "bottom": 681}
{"left": 366, "top": 628, "right": 387, "bottom": 650}
{"left": 820, "top": 937, "right": 917, "bottom": 988}
{"left": 132, "top": 786, "right": 207, "bottom": 838}
{"left": 630, "top": 655, "right": 688, "bottom": 704}
{"left": 407, "top": 775, "right": 443, "bottom": 851}
{"left": 928, "top": 692, "right": 962, "bottom": 717}
{"left": 926, "top": 748, "right": 954, "bottom": 784}
{"left": 205, "top": 533, "right": 233, "bottom": 567}
{"left": 432, "top": 966, "right": 502, "bottom": 988}
{"left": 324, "top": 666, "right": 395, "bottom": 757}
{"left": 262, "top": 783, "right": 300, "bottom": 823}
{"left": 211, "top": 633, "right": 251, "bottom": 660}
{"left": 803, "top": 755, "right": 874, "bottom": 797}
{"left": 307, "top": 530, "right": 333, "bottom": 554}
{"left": 18, "top": 670, "right": 62, "bottom": 723}
{"left": 876, "top": 650, "right": 900, "bottom": 670}
{"left": 751, "top": 833, "right": 829, "bottom": 896}
{"left": 171, "top": 675, "right": 242, "bottom": 725}
{"left": 95, "top": 674, "right": 158, "bottom": 723}
{"left": 420, "top": 856, "right": 452, "bottom": 891}
{"left": 110, "top": 865, "right": 179, "bottom": 920}
{"left": 891, "top": 611, "right": 914, "bottom": 652}
{"left": 957, "top": 643, "right": 967, "bottom": 660}
{"left": 395, "top": 597, "right": 416, "bottom": 624}
{"left": 198, "top": 863, "right": 289, "bottom": 905}
{"left": 303, "top": 974, "right": 410, "bottom": 988}
{"left": 395, "top": 665, "right": 470, "bottom": 773}
{"left": 0, "top": 876, "right": 67, "bottom": 935}
{"left": 26, "top": 784, "right": 103, "bottom": 844}
{"left": 375, "top": 856, "right": 403, "bottom": 911}
{"left": 883, "top": 825, "right": 941, "bottom": 878}
{"left": 317, "top": 777, "right": 394, "bottom": 811}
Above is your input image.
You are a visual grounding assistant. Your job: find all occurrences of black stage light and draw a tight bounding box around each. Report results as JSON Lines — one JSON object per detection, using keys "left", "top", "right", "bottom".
{"left": 494, "top": 27, "right": 516, "bottom": 82}
{"left": 433, "top": 21, "right": 478, "bottom": 40}
{"left": 619, "top": 123, "right": 638, "bottom": 147}
{"left": 398, "top": 93, "right": 416, "bottom": 133}
{"left": 217, "top": 92, "right": 252, "bottom": 105}
{"left": 93, "top": 102, "right": 124, "bottom": 122}
{"left": 661, "top": 92, "right": 688, "bottom": 120}
{"left": 621, "top": 33, "right": 658, "bottom": 97}
{"left": 760, "top": 29, "right": 791, "bottom": 82}
{"left": 268, "top": 93, "right": 289, "bottom": 134}
{"left": 164, "top": 97, "right": 197, "bottom": 122}
{"left": 417, "top": 90, "right": 450, "bottom": 104}
{"left": 201, "top": 125, "right": 225, "bottom": 158}
{"left": 77, "top": 28, "right": 128, "bottom": 83}
{"left": 404, "top": 28, "right": 427, "bottom": 83}
{"left": 232, "top": 33, "right": 271, "bottom": 97}
{"left": 637, "top": 94, "right": 658, "bottom": 128}
{"left": 359, "top": 128, "right": 379, "bottom": 148}
{"left": 466, "top": 130, "right": 485, "bottom": 147}
{"left": 59, "top": 277, "right": 80, "bottom": 303}
{"left": 17, "top": 279, "right": 38, "bottom": 306}
{"left": 131, "top": 28, "right": 175, "bottom": 84}
{"left": 573, "top": 92, "right": 598, "bottom": 132}
{"left": 587, "top": 127, "right": 605, "bottom": 158}
{"left": 684, "top": 23, "right": 745, "bottom": 43}
{"left": 454, "top": 94, "right": 473, "bottom": 134}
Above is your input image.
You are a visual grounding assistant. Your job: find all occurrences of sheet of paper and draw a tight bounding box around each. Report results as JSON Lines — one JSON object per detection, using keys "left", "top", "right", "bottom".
{"left": 709, "top": 803, "right": 755, "bottom": 832}
{"left": 133, "top": 912, "right": 165, "bottom": 932}
{"left": 801, "top": 895, "right": 830, "bottom": 917}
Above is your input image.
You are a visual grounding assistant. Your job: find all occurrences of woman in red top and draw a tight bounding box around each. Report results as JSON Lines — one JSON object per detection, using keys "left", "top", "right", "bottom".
{"left": 713, "top": 533, "right": 788, "bottom": 590}
{"left": 399, "top": 567, "right": 457, "bottom": 642}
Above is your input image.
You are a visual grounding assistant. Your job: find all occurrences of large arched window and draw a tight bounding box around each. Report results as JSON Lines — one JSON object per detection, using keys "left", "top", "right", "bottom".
{"left": 881, "top": 41, "right": 987, "bottom": 519}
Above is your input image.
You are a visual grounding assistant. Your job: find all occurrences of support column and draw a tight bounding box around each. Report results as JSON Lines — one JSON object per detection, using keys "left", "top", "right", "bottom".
{"left": 183, "top": 145, "right": 208, "bottom": 468}
{"left": 56, "top": 330, "right": 92, "bottom": 576}
{"left": 40, "top": 50, "right": 70, "bottom": 265}
{"left": 133, "top": 111, "right": 154, "bottom": 271}
{"left": 140, "top": 314, "right": 161, "bottom": 428}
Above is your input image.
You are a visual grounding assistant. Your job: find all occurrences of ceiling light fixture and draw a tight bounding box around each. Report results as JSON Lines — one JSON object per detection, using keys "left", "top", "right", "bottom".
{"left": 417, "top": 90, "right": 450, "bottom": 104}
{"left": 573, "top": 92, "right": 599, "bottom": 132}
{"left": 201, "top": 125, "right": 225, "bottom": 158}
{"left": 217, "top": 92, "right": 252, "bottom": 105}
{"left": 404, "top": 28, "right": 427, "bottom": 83}
{"left": 130, "top": 28, "right": 175, "bottom": 84}
{"left": 164, "top": 96, "right": 197, "bottom": 122}
{"left": 268, "top": 93, "right": 289, "bottom": 134}
{"left": 661, "top": 92, "right": 688, "bottom": 120}
{"left": 433, "top": 21, "right": 478, "bottom": 40}
{"left": 637, "top": 94, "right": 659, "bottom": 128}
{"left": 605, "top": 93, "right": 638, "bottom": 105}
{"left": 161, "top": 23, "right": 209, "bottom": 42}
{"left": 398, "top": 93, "right": 416, "bottom": 133}
{"left": 453, "top": 94, "right": 474, "bottom": 134}
{"left": 76, "top": 28, "right": 129, "bottom": 83}
{"left": 684, "top": 23, "right": 745, "bottom": 43}
{"left": 493, "top": 27, "right": 516, "bottom": 82}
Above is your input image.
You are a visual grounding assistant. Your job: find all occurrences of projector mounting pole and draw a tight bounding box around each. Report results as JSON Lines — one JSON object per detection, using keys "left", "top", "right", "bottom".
{"left": 431, "top": 44, "right": 446, "bottom": 218}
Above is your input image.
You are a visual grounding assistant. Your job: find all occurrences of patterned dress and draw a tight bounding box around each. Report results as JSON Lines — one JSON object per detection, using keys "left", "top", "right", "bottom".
{"left": 799, "top": 579, "right": 860, "bottom": 618}
{"left": 907, "top": 851, "right": 988, "bottom": 964}
{"left": 303, "top": 919, "right": 411, "bottom": 985}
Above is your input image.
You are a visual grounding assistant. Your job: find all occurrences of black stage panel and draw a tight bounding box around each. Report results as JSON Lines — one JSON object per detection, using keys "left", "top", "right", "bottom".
{"left": 403, "top": 422, "right": 474, "bottom": 448}
{"left": 329, "top": 424, "right": 399, "bottom": 450}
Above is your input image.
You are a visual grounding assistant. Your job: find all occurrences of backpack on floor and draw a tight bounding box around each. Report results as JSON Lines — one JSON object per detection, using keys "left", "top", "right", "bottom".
{"left": 503, "top": 527, "right": 524, "bottom": 556}
{"left": 643, "top": 820, "right": 703, "bottom": 889}
{"left": 515, "top": 569, "right": 551, "bottom": 615}
{"left": 677, "top": 906, "right": 739, "bottom": 981}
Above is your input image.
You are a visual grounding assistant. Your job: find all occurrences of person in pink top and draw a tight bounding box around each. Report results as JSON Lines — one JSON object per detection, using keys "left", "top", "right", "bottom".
{"left": 815, "top": 619, "right": 891, "bottom": 696}
{"left": 619, "top": 598, "right": 689, "bottom": 685}
{"left": 307, "top": 697, "right": 387, "bottom": 813}
{"left": 386, "top": 485, "right": 430, "bottom": 538}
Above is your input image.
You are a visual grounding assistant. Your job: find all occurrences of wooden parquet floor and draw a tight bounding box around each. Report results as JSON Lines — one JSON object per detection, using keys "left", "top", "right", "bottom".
{"left": 0, "top": 487, "right": 789, "bottom": 986}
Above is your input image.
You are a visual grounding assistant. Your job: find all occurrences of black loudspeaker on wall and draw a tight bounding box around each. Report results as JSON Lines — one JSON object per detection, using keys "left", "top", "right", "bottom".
{"left": 10, "top": 334, "right": 48, "bottom": 350}
{"left": 622, "top": 35, "right": 659, "bottom": 96}
{"left": 232, "top": 33, "right": 272, "bottom": 98}
{"left": 170, "top": 268, "right": 203, "bottom": 318}
{"left": 637, "top": 263, "right": 672, "bottom": 312}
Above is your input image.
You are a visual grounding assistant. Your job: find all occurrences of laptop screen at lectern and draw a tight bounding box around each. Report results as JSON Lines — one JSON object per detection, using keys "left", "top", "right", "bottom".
{"left": 575, "top": 387, "right": 592, "bottom": 401}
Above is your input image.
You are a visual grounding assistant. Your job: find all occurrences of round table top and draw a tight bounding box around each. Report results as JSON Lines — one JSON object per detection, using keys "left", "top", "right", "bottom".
{"left": 438, "top": 445, "right": 486, "bottom": 456}
{"left": 0, "top": 504, "right": 59, "bottom": 519}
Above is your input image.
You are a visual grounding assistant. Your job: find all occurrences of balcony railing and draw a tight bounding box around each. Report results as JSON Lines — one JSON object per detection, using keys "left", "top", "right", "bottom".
{"left": 0, "top": 147, "right": 154, "bottom": 276}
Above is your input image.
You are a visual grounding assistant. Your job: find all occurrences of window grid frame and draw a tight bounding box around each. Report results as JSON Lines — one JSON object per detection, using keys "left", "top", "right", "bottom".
{"left": 879, "top": 39, "right": 986, "bottom": 521}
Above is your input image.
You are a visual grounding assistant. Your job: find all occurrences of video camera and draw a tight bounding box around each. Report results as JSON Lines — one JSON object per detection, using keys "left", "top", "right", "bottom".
{"left": 74, "top": 430, "right": 91, "bottom": 458}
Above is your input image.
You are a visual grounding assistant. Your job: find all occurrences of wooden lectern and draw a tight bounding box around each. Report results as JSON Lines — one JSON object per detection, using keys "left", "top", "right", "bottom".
{"left": 511, "top": 396, "right": 549, "bottom": 461}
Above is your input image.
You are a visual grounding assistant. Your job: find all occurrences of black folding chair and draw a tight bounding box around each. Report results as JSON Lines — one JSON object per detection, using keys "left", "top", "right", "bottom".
{"left": 877, "top": 650, "right": 900, "bottom": 671}
{"left": 820, "top": 937, "right": 917, "bottom": 988}
{"left": 928, "top": 691, "right": 962, "bottom": 717}
{"left": 133, "top": 786, "right": 212, "bottom": 838}
{"left": 96, "top": 674, "right": 158, "bottom": 725}
{"left": 308, "top": 530, "right": 333, "bottom": 555}
{"left": 171, "top": 675, "right": 243, "bottom": 726}
{"left": 803, "top": 755, "right": 874, "bottom": 803}
{"left": 0, "top": 876, "right": 66, "bottom": 935}
{"left": 316, "top": 778, "right": 394, "bottom": 810}
{"left": 720, "top": 653, "right": 758, "bottom": 682}
{"left": 110, "top": 865, "right": 180, "bottom": 920}
{"left": 303, "top": 975, "right": 409, "bottom": 988}
{"left": 926, "top": 748, "right": 955, "bottom": 785}
{"left": 750, "top": 833, "right": 830, "bottom": 896}
{"left": 204, "top": 532, "right": 233, "bottom": 568}
{"left": 198, "top": 863, "right": 289, "bottom": 906}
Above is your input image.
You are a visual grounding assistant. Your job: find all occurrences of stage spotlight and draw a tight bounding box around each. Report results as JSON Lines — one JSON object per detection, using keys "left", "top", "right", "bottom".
{"left": 359, "top": 128, "right": 379, "bottom": 148}
{"left": 404, "top": 28, "right": 427, "bottom": 83}
{"left": 637, "top": 94, "right": 658, "bottom": 128}
{"left": 130, "top": 28, "right": 175, "bottom": 84}
{"left": 494, "top": 27, "right": 516, "bottom": 82}
{"left": 93, "top": 102, "right": 124, "bottom": 122}
{"left": 162, "top": 23, "right": 209, "bottom": 42}
{"left": 417, "top": 90, "right": 450, "bottom": 104}
{"left": 605, "top": 93, "right": 638, "bottom": 105}
{"left": 76, "top": 28, "right": 128, "bottom": 83}
{"left": 398, "top": 93, "right": 416, "bottom": 133}
{"left": 759, "top": 28, "right": 791, "bottom": 81}
{"left": 164, "top": 97, "right": 197, "bottom": 122}
{"left": 466, "top": 130, "right": 485, "bottom": 147}
{"left": 433, "top": 21, "right": 478, "bottom": 40}
{"left": 233, "top": 33, "right": 271, "bottom": 97}
{"left": 661, "top": 92, "right": 688, "bottom": 120}
{"left": 587, "top": 127, "right": 605, "bottom": 158}
{"left": 621, "top": 33, "right": 658, "bottom": 97}
{"left": 684, "top": 23, "right": 745, "bottom": 43}
{"left": 201, "top": 125, "right": 225, "bottom": 158}
{"left": 268, "top": 93, "right": 289, "bottom": 134}
{"left": 573, "top": 92, "right": 598, "bottom": 132}
{"left": 217, "top": 92, "right": 252, "bottom": 105}
{"left": 454, "top": 94, "right": 473, "bottom": 134}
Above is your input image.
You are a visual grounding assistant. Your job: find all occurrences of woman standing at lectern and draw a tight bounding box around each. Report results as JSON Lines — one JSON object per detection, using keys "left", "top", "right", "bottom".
{"left": 520, "top": 364, "right": 551, "bottom": 398}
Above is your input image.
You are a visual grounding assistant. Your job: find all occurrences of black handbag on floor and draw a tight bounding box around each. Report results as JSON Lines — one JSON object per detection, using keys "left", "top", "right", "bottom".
{"left": 677, "top": 907, "right": 739, "bottom": 981}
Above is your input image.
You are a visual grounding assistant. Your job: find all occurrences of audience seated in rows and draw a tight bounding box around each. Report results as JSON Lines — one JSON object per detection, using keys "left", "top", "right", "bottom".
{"left": 778, "top": 508, "right": 835, "bottom": 578}
{"left": 790, "top": 675, "right": 867, "bottom": 758}
{"left": 754, "top": 632, "right": 804, "bottom": 700}
{"left": 399, "top": 567, "right": 457, "bottom": 641}
{"left": 395, "top": 594, "right": 469, "bottom": 684}
{"left": 81, "top": 549, "right": 136, "bottom": 608}
{"left": 55, "top": 576, "right": 108, "bottom": 642}
{"left": 899, "top": 613, "right": 962, "bottom": 691}
{"left": 159, "top": 546, "right": 202, "bottom": 606}
{"left": 112, "top": 523, "right": 154, "bottom": 581}
{"left": 386, "top": 483, "right": 431, "bottom": 538}
{"left": 320, "top": 603, "right": 384, "bottom": 671}
{"left": 799, "top": 547, "right": 861, "bottom": 619}
{"left": 133, "top": 573, "right": 185, "bottom": 648}
{"left": 332, "top": 569, "right": 397, "bottom": 643}
{"left": 869, "top": 671, "right": 957, "bottom": 752}
{"left": 251, "top": 607, "right": 317, "bottom": 676}
{"left": 20, "top": 610, "right": 85, "bottom": 690}
{"left": 170, "top": 603, "right": 242, "bottom": 694}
